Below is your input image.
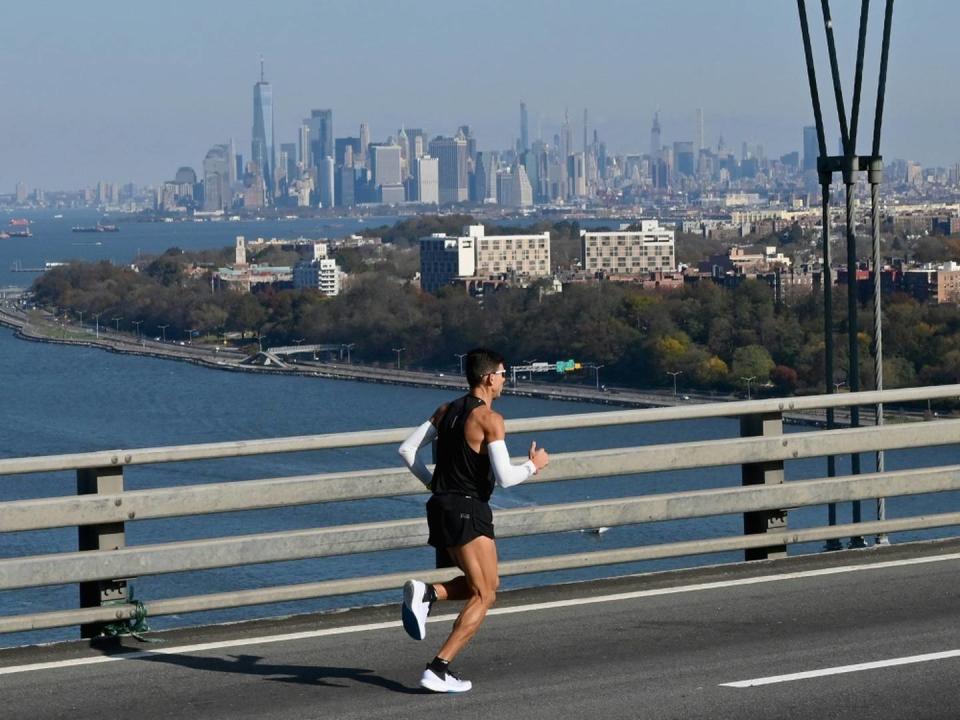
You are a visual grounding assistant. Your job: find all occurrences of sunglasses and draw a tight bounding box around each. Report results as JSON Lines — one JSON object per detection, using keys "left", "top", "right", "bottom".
{"left": 488, "top": 369, "right": 507, "bottom": 377}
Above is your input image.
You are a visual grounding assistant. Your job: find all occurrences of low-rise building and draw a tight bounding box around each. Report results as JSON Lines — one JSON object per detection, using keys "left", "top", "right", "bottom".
{"left": 293, "top": 258, "right": 341, "bottom": 296}
{"left": 215, "top": 265, "right": 292, "bottom": 292}
{"left": 419, "top": 233, "right": 477, "bottom": 294}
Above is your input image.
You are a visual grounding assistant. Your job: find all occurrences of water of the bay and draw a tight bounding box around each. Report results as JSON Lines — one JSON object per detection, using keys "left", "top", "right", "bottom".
{"left": 0, "top": 207, "right": 397, "bottom": 289}
{"left": 2, "top": 211, "right": 959, "bottom": 649}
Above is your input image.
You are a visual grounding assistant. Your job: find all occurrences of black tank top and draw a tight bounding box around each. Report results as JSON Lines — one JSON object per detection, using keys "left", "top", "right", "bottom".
{"left": 431, "top": 395, "right": 494, "bottom": 502}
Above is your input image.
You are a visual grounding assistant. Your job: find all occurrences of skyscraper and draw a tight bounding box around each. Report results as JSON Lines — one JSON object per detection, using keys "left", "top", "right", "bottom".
{"left": 298, "top": 125, "right": 311, "bottom": 172}
{"left": 406, "top": 128, "right": 427, "bottom": 163}
{"left": 673, "top": 142, "right": 695, "bottom": 176}
{"left": 474, "top": 151, "right": 498, "bottom": 204}
{"left": 319, "top": 156, "right": 335, "bottom": 208}
{"left": 305, "top": 110, "right": 333, "bottom": 173}
{"left": 650, "top": 111, "right": 661, "bottom": 160}
{"left": 359, "top": 123, "right": 370, "bottom": 168}
{"left": 414, "top": 156, "right": 439, "bottom": 204}
{"left": 228, "top": 138, "right": 238, "bottom": 187}
{"left": 803, "top": 125, "right": 819, "bottom": 171}
{"left": 251, "top": 59, "right": 275, "bottom": 199}
{"left": 335, "top": 137, "right": 361, "bottom": 167}
{"left": 370, "top": 144, "right": 402, "bottom": 187}
{"left": 567, "top": 153, "right": 586, "bottom": 197}
{"left": 583, "top": 108, "right": 588, "bottom": 154}
{"left": 280, "top": 143, "right": 297, "bottom": 186}
{"left": 696, "top": 108, "right": 704, "bottom": 152}
{"left": 560, "top": 110, "right": 572, "bottom": 198}
{"left": 429, "top": 135, "right": 469, "bottom": 204}
{"left": 203, "top": 144, "right": 232, "bottom": 211}
{"left": 397, "top": 127, "right": 410, "bottom": 178}
{"left": 370, "top": 144, "right": 404, "bottom": 203}
{"left": 520, "top": 102, "right": 529, "bottom": 154}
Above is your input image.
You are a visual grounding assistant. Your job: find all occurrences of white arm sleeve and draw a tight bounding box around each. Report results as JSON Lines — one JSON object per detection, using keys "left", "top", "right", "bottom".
{"left": 398, "top": 421, "right": 437, "bottom": 488}
{"left": 488, "top": 439, "right": 537, "bottom": 489}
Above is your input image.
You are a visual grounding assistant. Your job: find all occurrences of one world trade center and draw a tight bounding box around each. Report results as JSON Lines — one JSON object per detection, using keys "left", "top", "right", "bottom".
{"left": 252, "top": 58, "right": 274, "bottom": 200}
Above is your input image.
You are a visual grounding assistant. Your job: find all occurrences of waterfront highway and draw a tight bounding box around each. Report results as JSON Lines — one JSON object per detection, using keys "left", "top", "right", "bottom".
{"left": 3, "top": 539, "right": 960, "bottom": 719}
{"left": 0, "top": 300, "right": 917, "bottom": 424}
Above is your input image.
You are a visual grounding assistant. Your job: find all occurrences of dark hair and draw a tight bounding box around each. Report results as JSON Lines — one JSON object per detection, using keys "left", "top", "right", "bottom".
{"left": 465, "top": 348, "right": 505, "bottom": 388}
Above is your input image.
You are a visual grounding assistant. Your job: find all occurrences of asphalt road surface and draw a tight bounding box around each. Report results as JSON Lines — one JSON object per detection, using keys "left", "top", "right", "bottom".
{"left": 3, "top": 540, "right": 960, "bottom": 719}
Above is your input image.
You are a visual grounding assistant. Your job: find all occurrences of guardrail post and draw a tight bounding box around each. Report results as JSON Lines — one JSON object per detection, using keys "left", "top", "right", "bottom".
{"left": 77, "top": 466, "right": 127, "bottom": 638}
{"left": 740, "top": 412, "right": 787, "bottom": 560}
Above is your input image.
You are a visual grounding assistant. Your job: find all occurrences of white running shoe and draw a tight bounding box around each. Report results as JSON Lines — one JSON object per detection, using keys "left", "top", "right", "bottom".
{"left": 401, "top": 579, "right": 430, "bottom": 640}
{"left": 420, "top": 666, "right": 472, "bottom": 693}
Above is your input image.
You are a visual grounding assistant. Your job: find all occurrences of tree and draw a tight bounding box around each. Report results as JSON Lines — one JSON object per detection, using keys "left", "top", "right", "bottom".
{"left": 731, "top": 344, "right": 775, "bottom": 383}
{"left": 770, "top": 365, "right": 799, "bottom": 394}
{"left": 695, "top": 356, "right": 730, "bottom": 387}
{"left": 228, "top": 294, "right": 267, "bottom": 339}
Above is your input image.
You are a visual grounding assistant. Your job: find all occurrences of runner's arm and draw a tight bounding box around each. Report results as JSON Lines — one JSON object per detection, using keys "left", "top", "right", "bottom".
{"left": 398, "top": 421, "right": 437, "bottom": 487}
{"left": 488, "top": 440, "right": 537, "bottom": 488}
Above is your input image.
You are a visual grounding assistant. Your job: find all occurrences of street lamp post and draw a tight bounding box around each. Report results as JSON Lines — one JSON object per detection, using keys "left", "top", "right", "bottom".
{"left": 833, "top": 380, "right": 846, "bottom": 394}
{"left": 112, "top": 316, "right": 123, "bottom": 333}
{"left": 594, "top": 364, "right": 605, "bottom": 391}
{"left": 343, "top": 343, "right": 355, "bottom": 364}
{"left": 92, "top": 313, "right": 102, "bottom": 340}
{"left": 455, "top": 352, "right": 467, "bottom": 374}
{"left": 393, "top": 346, "right": 405, "bottom": 370}
{"left": 741, "top": 375, "right": 757, "bottom": 400}
{"left": 667, "top": 370, "right": 683, "bottom": 396}
{"left": 523, "top": 359, "right": 538, "bottom": 383}
{"left": 158, "top": 324, "right": 169, "bottom": 343}
{"left": 77, "top": 310, "right": 84, "bottom": 328}
{"left": 131, "top": 320, "right": 143, "bottom": 341}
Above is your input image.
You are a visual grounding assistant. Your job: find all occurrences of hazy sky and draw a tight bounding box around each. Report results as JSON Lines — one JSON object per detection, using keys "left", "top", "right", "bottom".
{"left": 1, "top": 1, "right": 956, "bottom": 190}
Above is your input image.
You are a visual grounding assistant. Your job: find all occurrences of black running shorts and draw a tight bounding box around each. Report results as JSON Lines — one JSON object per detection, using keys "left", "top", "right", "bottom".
{"left": 426, "top": 494, "right": 495, "bottom": 550}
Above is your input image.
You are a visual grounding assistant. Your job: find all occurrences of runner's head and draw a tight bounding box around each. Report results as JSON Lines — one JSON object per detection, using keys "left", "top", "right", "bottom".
{"left": 465, "top": 348, "right": 506, "bottom": 389}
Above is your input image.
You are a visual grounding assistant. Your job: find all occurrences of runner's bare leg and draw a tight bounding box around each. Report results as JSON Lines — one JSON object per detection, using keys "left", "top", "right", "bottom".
{"left": 435, "top": 535, "right": 499, "bottom": 661}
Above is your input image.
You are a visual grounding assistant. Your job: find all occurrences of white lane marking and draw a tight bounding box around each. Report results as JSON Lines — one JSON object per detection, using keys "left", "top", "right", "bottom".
{"left": 2, "top": 551, "right": 959, "bottom": 677}
{"left": 721, "top": 649, "right": 960, "bottom": 687}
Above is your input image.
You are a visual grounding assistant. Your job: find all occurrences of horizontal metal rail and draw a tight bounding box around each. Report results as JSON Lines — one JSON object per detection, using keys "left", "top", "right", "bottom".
{"left": 7, "top": 420, "right": 960, "bottom": 532}
{"left": 4, "top": 511, "right": 960, "bottom": 635}
{"left": 0, "top": 420, "right": 960, "bottom": 532}
{"left": 4, "top": 420, "right": 960, "bottom": 533}
{"left": 1, "top": 385, "right": 957, "bottom": 477}
{"left": 4, "top": 463, "right": 960, "bottom": 591}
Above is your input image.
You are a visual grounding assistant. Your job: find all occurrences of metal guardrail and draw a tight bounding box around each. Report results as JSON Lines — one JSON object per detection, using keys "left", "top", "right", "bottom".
{"left": 1, "top": 385, "right": 959, "bottom": 637}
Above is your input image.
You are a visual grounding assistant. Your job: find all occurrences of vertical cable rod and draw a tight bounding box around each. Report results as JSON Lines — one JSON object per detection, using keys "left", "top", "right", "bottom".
{"left": 798, "top": 0, "right": 828, "bottom": 155}
{"left": 872, "top": 0, "right": 895, "bottom": 543}
{"left": 872, "top": 0, "right": 895, "bottom": 157}
{"left": 820, "top": 0, "right": 850, "bottom": 150}
{"left": 798, "top": 0, "right": 841, "bottom": 548}
{"left": 848, "top": 0, "right": 871, "bottom": 153}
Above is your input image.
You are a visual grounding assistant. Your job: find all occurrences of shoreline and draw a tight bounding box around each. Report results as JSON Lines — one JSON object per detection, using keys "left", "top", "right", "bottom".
{"left": 0, "top": 303, "right": 663, "bottom": 408}
{"left": 0, "top": 303, "right": 908, "bottom": 426}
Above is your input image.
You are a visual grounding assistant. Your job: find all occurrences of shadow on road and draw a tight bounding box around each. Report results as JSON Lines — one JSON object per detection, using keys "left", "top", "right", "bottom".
{"left": 119, "top": 650, "right": 425, "bottom": 695}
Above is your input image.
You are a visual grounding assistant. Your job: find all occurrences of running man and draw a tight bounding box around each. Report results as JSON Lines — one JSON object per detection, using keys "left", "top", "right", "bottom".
{"left": 398, "top": 348, "right": 549, "bottom": 693}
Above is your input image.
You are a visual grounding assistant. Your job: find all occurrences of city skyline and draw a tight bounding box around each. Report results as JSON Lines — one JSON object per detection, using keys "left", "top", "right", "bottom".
{"left": 2, "top": 0, "right": 957, "bottom": 190}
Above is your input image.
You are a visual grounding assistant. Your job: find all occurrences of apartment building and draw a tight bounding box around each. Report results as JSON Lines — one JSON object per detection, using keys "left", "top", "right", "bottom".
{"left": 581, "top": 220, "right": 675, "bottom": 277}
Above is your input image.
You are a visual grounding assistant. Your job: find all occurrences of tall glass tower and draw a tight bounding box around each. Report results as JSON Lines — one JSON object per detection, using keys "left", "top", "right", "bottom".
{"left": 252, "top": 58, "right": 275, "bottom": 199}
{"left": 520, "top": 101, "right": 528, "bottom": 154}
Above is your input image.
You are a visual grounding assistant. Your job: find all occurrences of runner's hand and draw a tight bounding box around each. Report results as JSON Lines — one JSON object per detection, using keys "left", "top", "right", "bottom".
{"left": 529, "top": 441, "right": 549, "bottom": 472}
